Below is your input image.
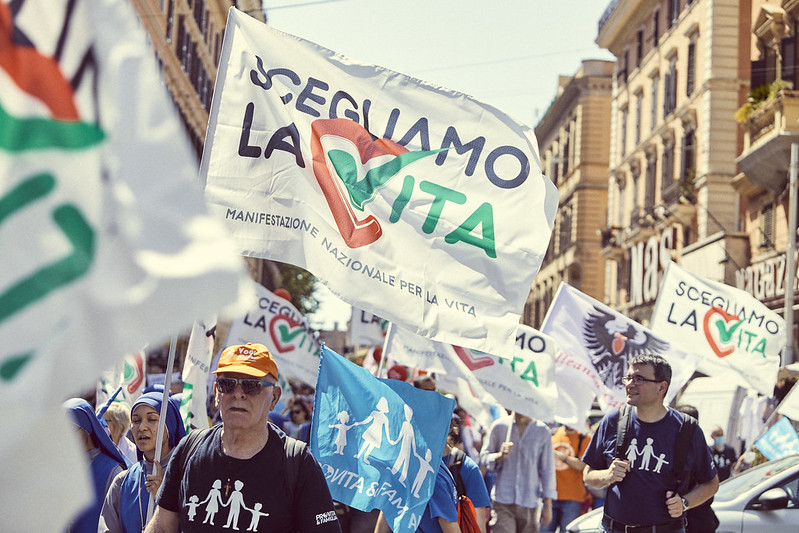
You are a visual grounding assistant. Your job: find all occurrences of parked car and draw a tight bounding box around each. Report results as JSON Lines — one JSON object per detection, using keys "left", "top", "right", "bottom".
{"left": 566, "top": 454, "right": 799, "bottom": 533}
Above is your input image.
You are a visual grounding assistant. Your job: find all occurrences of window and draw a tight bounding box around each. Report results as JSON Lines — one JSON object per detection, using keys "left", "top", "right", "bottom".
{"left": 617, "top": 180, "right": 626, "bottom": 227}
{"left": 635, "top": 92, "right": 643, "bottom": 145}
{"left": 782, "top": 34, "right": 797, "bottom": 86}
{"left": 662, "top": 141, "right": 674, "bottom": 187}
{"left": 664, "top": 57, "right": 677, "bottom": 116}
{"left": 562, "top": 124, "right": 571, "bottom": 177}
{"left": 630, "top": 170, "right": 640, "bottom": 227}
{"left": 636, "top": 29, "right": 644, "bottom": 68}
{"left": 651, "top": 74, "right": 659, "bottom": 127}
{"left": 645, "top": 153, "right": 657, "bottom": 211}
{"left": 559, "top": 205, "right": 573, "bottom": 252}
{"left": 681, "top": 127, "right": 696, "bottom": 183}
{"left": 762, "top": 203, "right": 774, "bottom": 248}
{"left": 619, "top": 49, "right": 629, "bottom": 85}
{"left": 686, "top": 40, "right": 696, "bottom": 95}
{"left": 166, "top": 0, "right": 174, "bottom": 43}
{"left": 620, "top": 107, "right": 628, "bottom": 158}
{"left": 668, "top": 0, "right": 679, "bottom": 28}
{"left": 652, "top": 9, "right": 660, "bottom": 44}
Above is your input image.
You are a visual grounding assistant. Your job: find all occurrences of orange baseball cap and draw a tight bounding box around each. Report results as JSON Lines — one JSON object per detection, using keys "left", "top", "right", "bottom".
{"left": 213, "top": 343, "right": 278, "bottom": 380}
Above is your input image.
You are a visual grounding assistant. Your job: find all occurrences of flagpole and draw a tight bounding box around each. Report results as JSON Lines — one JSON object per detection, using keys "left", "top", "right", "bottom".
{"left": 377, "top": 322, "right": 394, "bottom": 378}
{"left": 505, "top": 410, "right": 515, "bottom": 442}
{"left": 785, "top": 142, "right": 797, "bottom": 366}
{"left": 147, "top": 334, "right": 178, "bottom": 522}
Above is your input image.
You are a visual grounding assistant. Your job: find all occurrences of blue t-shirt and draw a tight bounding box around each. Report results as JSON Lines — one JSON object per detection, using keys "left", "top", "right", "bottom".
{"left": 445, "top": 452, "right": 492, "bottom": 509}
{"left": 582, "top": 407, "right": 717, "bottom": 525}
{"left": 417, "top": 461, "right": 458, "bottom": 533}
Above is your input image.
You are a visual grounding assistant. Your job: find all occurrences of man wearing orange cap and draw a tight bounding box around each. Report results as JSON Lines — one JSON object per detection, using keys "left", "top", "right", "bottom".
{"left": 146, "top": 343, "right": 341, "bottom": 532}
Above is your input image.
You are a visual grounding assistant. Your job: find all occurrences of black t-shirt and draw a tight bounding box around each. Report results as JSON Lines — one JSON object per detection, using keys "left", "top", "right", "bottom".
{"left": 158, "top": 424, "right": 340, "bottom": 532}
{"left": 710, "top": 444, "right": 737, "bottom": 482}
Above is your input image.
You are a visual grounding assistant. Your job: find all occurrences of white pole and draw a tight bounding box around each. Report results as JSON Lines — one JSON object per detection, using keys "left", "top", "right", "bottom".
{"left": 146, "top": 334, "right": 178, "bottom": 523}
{"left": 376, "top": 322, "right": 393, "bottom": 379}
{"left": 785, "top": 143, "right": 798, "bottom": 366}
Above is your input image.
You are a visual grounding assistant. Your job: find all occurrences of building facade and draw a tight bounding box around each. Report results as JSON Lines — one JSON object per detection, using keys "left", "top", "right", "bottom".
{"left": 596, "top": 0, "right": 750, "bottom": 325}
{"left": 736, "top": 0, "right": 799, "bottom": 363}
{"left": 526, "top": 60, "right": 614, "bottom": 328}
{"left": 133, "top": 0, "right": 264, "bottom": 158}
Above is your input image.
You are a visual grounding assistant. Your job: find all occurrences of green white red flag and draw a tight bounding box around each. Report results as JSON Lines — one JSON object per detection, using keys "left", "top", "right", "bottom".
{"left": 0, "top": 1, "right": 250, "bottom": 528}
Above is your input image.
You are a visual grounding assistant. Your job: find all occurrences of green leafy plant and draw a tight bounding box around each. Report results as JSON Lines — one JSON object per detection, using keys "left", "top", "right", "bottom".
{"left": 735, "top": 79, "right": 794, "bottom": 123}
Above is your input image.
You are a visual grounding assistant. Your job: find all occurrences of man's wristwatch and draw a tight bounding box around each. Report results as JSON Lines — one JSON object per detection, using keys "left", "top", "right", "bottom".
{"left": 681, "top": 497, "right": 690, "bottom": 511}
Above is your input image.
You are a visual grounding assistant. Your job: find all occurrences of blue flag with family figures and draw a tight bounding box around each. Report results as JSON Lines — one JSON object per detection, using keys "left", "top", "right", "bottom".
{"left": 311, "top": 345, "right": 455, "bottom": 532}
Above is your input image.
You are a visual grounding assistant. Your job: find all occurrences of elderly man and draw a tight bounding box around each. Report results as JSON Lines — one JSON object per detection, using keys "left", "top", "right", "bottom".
{"left": 146, "top": 343, "right": 340, "bottom": 532}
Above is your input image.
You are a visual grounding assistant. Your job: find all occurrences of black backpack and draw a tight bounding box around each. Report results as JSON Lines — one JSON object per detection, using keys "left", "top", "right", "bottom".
{"left": 614, "top": 404, "right": 698, "bottom": 493}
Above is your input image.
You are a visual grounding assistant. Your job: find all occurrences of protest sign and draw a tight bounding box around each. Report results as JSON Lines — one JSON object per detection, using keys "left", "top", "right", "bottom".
{"left": 542, "top": 282, "right": 697, "bottom": 414}
{"left": 651, "top": 261, "right": 782, "bottom": 396}
{"left": 202, "top": 8, "right": 558, "bottom": 355}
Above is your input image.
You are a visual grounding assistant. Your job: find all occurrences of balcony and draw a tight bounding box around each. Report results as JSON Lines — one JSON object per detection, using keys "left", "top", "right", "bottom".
{"left": 736, "top": 89, "right": 799, "bottom": 194}
{"left": 661, "top": 174, "right": 697, "bottom": 222}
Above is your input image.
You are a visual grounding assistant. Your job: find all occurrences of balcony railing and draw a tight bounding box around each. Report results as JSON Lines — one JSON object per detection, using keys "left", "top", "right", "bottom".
{"left": 597, "top": 0, "right": 621, "bottom": 36}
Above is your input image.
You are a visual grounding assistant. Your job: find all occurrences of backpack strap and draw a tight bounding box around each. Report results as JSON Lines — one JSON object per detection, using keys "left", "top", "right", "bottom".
{"left": 674, "top": 411, "right": 698, "bottom": 493}
{"left": 283, "top": 434, "right": 307, "bottom": 506}
{"left": 448, "top": 448, "right": 467, "bottom": 497}
{"left": 614, "top": 404, "right": 632, "bottom": 460}
{"left": 180, "top": 427, "right": 212, "bottom": 476}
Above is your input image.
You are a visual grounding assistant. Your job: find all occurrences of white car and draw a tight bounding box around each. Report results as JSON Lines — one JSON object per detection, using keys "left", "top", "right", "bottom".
{"left": 566, "top": 454, "right": 799, "bottom": 533}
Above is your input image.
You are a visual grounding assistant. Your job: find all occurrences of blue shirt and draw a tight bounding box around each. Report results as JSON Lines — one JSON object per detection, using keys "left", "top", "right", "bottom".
{"left": 582, "top": 407, "right": 717, "bottom": 525}
{"left": 417, "top": 461, "right": 458, "bottom": 532}
{"left": 480, "top": 417, "right": 557, "bottom": 508}
{"left": 446, "top": 451, "right": 492, "bottom": 509}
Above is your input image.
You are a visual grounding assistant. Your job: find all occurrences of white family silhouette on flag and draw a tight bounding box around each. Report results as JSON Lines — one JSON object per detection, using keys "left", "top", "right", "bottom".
{"left": 328, "top": 396, "right": 434, "bottom": 498}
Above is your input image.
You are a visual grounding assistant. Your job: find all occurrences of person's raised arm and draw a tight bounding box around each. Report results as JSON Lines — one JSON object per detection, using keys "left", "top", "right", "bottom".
{"left": 143, "top": 506, "right": 179, "bottom": 533}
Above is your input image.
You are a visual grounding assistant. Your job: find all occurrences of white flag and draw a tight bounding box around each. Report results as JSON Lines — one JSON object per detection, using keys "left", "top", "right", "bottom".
{"left": 96, "top": 349, "right": 146, "bottom": 407}
{"left": 542, "top": 282, "right": 698, "bottom": 413}
{"left": 349, "top": 308, "right": 388, "bottom": 346}
{"left": 0, "top": 1, "right": 250, "bottom": 529}
{"left": 384, "top": 324, "right": 558, "bottom": 424}
{"left": 651, "top": 261, "right": 782, "bottom": 396}
{"left": 223, "top": 281, "right": 322, "bottom": 386}
{"left": 778, "top": 384, "right": 799, "bottom": 422}
{"left": 202, "top": 8, "right": 558, "bottom": 356}
{"left": 180, "top": 318, "right": 217, "bottom": 431}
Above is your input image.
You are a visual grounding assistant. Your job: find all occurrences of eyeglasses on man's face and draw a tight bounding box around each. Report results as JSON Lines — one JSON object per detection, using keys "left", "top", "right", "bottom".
{"left": 216, "top": 377, "right": 276, "bottom": 395}
{"left": 622, "top": 375, "right": 663, "bottom": 385}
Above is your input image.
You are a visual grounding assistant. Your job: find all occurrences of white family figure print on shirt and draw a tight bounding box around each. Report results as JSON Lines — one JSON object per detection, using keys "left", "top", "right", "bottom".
{"left": 625, "top": 438, "right": 641, "bottom": 469}
{"left": 330, "top": 411, "right": 364, "bottom": 455}
{"left": 653, "top": 453, "right": 669, "bottom": 473}
{"left": 187, "top": 495, "right": 200, "bottom": 521}
{"left": 639, "top": 438, "right": 657, "bottom": 471}
{"left": 411, "top": 448, "right": 434, "bottom": 498}
{"left": 246, "top": 503, "right": 269, "bottom": 532}
{"left": 199, "top": 479, "right": 225, "bottom": 525}
{"left": 355, "top": 397, "right": 391, "bottom": 465}
{"left": 387, "top": 404, "right": 418, "bottom": 486}
{"left": 224, "top": 480, "right": 246, "bottom": 530}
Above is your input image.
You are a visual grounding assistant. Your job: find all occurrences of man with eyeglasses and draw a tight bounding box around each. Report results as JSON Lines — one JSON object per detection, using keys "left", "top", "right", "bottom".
{"left": 581, "top": 354, "right": 719, "bottom": 533}
{"left": 146, "top": 343, "right": 341, "bottom": 532}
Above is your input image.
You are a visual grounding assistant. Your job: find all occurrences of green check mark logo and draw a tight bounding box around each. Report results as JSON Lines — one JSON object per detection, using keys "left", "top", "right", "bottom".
{"left": 327, "top": 147, "right": 445, "bottom": 211}
{"left": 702, "top": 307, "right": 741, "bottom": 358}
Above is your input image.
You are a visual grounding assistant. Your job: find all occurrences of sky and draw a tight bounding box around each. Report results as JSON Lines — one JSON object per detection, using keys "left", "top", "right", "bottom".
{"left": 261, "top": 0, "right": 616, "bottom": 329}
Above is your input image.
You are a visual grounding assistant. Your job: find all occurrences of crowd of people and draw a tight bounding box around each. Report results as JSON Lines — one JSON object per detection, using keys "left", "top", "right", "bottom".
{"left": 63, "top": 344, "right": 759, "bottom": 533}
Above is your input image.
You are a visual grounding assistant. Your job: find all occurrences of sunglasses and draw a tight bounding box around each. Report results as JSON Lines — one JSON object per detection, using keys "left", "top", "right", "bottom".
{"left": 216, "top": 377, "right": 276, "bottom": 395}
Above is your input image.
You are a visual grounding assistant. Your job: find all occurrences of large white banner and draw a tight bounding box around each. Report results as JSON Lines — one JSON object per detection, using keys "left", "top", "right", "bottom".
{"left": 384, "top": 324, "right": 558, "bottom": 423}
{"left": 542, "top": 283, "right": 698, "bottom": 413}
{"left": 223, "top": 281, "right": 322, "bottom": 386}
{"left": 651, "top": 261, "right": 783, "bottom": 396}
{"left": 0, "top": 1, "right": 251, "bottom": 529}
{"left": 202, "top": 8, "right": 558, "bottom": 356}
